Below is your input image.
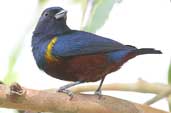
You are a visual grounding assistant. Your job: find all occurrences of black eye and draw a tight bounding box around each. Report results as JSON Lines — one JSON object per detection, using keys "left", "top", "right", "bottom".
{"left": 44, "top": 13, "right": 48, "bottom": 16}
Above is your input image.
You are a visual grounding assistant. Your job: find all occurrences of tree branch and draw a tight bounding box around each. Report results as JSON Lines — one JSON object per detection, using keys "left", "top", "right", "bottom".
{"left": 70, "top": 79, "right": 170, "bottom": 94}
{"left": 70, "top": 79, "right": 171, "bottom": 105}
{"left": 0, "top": 83, "right": 169, "bottom": 113}
{"left": 145, "top": 89, "right": 171, "bottom": 105}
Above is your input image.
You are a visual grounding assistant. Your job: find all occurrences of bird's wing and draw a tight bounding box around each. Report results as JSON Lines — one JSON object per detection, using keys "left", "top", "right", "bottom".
{"left": 52, "top": 31, "right": 131, "bottom": 57}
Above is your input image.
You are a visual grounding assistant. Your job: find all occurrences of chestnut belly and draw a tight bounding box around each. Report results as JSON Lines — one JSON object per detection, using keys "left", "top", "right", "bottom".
{"left": 43, "top": 54, "right": 120, "bottom": 82}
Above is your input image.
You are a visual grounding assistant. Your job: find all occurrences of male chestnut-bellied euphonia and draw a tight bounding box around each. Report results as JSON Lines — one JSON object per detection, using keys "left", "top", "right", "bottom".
{"left": 32, "top": 7, "right": 162, "bottom": 97}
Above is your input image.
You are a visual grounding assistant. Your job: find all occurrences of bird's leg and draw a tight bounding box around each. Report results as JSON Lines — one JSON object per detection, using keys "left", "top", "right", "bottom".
{"left": 58, "top": 81, "right": 84, "bottom": 98}
{"left": 95, "top": 77, "right": 105, "bottom": 98}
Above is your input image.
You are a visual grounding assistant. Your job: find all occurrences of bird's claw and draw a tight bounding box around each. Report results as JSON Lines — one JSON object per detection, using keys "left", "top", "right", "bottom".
{"left": 95, "top": 90, "right": 102, "bottom": 99}
{"left": 58, "top": 88, "right": 74, "bottom": 99}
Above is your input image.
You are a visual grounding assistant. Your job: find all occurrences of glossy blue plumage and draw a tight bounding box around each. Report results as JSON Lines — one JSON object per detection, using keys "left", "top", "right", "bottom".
{"left": 106, "top": 50, "right": 133, "bottom": 62}
{"left": 52, "top": 31, "right": 134, "bottom": 57}
{"left": 32, "top": 36, "right": 52, "bottom": 69}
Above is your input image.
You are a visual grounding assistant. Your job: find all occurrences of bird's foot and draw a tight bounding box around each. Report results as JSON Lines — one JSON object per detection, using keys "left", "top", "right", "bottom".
{"left": 58, "top": 88, "right": 74, "bottom": 99}
{"left": 57, "top": 81, "right": 84, "bottom": 100}
{"left": 95, "top": 90, "right": 102, "bottom": 99}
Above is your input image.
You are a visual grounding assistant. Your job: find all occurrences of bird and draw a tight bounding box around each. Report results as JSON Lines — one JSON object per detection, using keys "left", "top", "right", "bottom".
{"left": 32, "top": 7, "right": 162, "bottom": 97}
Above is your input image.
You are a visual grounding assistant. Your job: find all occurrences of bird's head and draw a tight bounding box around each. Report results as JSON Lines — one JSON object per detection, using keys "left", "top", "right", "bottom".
{"left": 41, "top": 7, "right": 67, "bottom": 21}
{"left": 33, "top": 7, "right": 70, "bottom": 35}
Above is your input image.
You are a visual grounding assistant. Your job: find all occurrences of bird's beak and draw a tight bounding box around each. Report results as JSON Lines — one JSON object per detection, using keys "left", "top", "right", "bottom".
{"left": 54, "top": 10, "right": 67, "bottom": 20}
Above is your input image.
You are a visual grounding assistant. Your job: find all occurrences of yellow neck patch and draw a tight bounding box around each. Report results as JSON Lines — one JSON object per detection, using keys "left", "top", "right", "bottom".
{"left": 45, "top": 37, "right": 58, "bottom": 62}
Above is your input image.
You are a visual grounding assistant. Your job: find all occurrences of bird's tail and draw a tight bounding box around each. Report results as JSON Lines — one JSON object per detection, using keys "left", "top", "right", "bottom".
{"left": 132, "top": 48, "right": 162, "bottom": 55}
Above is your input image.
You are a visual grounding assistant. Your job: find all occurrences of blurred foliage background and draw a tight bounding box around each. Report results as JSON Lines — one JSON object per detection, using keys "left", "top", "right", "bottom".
{"left": 0, "top": 0, "right": 170, "bottom": 112}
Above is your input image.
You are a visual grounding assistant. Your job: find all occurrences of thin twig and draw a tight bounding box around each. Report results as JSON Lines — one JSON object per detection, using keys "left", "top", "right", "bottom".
{"left": 145, "top": 89, "right": 171, "bottom": 105}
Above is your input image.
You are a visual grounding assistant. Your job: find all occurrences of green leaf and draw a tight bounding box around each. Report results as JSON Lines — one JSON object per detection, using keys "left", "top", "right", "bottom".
{"left": 168, "top": 62, "right": 171, "bottom": 84}
{"left": 3, "top": 72, "right": 18, "bottom": 85}
{"left": 167, "top": 61, "right": 171, "bottom": 111}
{"left": 84, "top": 0, "right": 122, "bottom": 32}
{"left": 168, "top": 95, "right": 171, "bottom": 111}
{"left": 38, "top": 0, "right": 48, "bottom": 6}
{"left": 3, "top": 41, "right": 23, "bottom": 85}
